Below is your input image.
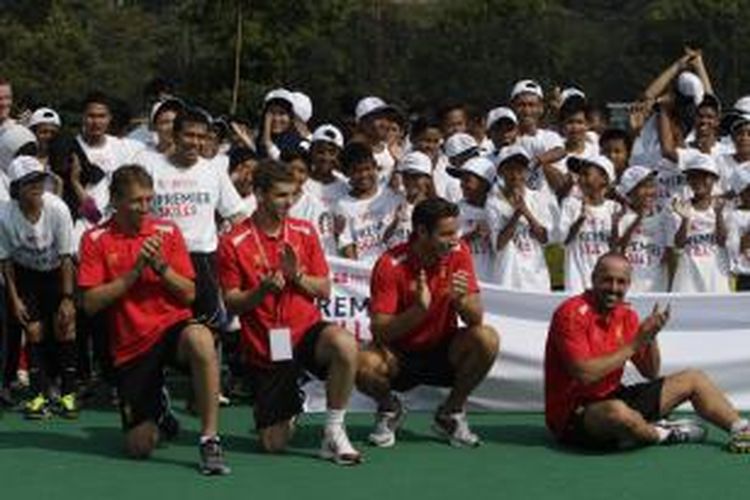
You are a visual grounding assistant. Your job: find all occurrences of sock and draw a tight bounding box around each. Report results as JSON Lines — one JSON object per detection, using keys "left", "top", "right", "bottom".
{"left": 27, "top": 342, "right": 48, "bottom": 397}
{"left": 200, "top": 435, "right": 218, "bottom": 445}
{"left": 731, "top": 419, "right": 749, "bottom": 434}
{"left": 326, "top": 409, "right": 346, "bottom": 432}
{"left": 654, "top": 424, "right": 671, "bottom": 443}
{"left": 57, "top": 341, "right": 77, "bottom": 395}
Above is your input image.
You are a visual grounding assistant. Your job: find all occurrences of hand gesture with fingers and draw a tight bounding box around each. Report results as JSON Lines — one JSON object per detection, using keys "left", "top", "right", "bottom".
{"left": 280, "top": 243, "right": 300, "bottom": 279}
{"left": 261, "top": 270, "right": 286, "bottom": 295}
{"left": 450, "top": 270, "right": 471, "bottom": 304}
{"left": 637, "top": 303, "right": 671, "bottom": 346}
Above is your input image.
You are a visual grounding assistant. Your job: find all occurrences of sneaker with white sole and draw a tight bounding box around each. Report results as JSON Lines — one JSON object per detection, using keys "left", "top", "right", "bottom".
{"left": 728, "top": 428, "right": 750, "bottom": 453}
{"left": 199, "top": 437, "right": 231, "bottom": 476}
{"left": 655, "top": 418, "right": 708, "bottom": 445}
{"left": 320, "top": 428, "right": 363, "bottom": 466}
{"left": 368, "top": 395, "right": 406, "bottom": 448}
{"left": 432, "top": 409, "right": 481, "bottom": 448}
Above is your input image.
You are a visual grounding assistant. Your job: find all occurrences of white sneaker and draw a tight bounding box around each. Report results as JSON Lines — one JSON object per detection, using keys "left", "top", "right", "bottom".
{"left": 432, "top": 410, "right": 481, "bottom": 448}
{"left": 655, "top": 418, "right": 707, "bottom": 445}
{"left": 368, "top": 395, "right": 406, "bottom": 448}
{"left": 319, "top": 428, "right": 362, "bottom": 466}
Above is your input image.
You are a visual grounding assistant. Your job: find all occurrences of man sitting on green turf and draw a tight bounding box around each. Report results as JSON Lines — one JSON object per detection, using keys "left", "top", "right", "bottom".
{"left": 544, "top": 252, "right": 750, "bottom": 451}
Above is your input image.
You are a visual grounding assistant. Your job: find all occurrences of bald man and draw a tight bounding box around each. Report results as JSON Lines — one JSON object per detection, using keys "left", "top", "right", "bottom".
{"left": 544, "top": 252, "right": 750, "bottom": 452}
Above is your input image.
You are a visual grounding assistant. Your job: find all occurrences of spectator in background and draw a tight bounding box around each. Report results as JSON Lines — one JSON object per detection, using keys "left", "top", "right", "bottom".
{"left": 257, "top": 88, "right": 305, "bottom": 160}
{"left": 600, "top": 128, "right": 633, "bottom": 183}
{"left": 613, "top": 166, "right": 670, "bottom": 292}
{"left": 335, "top": 142, "right": 404, "bottom": 263}
{"left": 728, "top": 170, "right": 750, "bottom": 291}
{"left": 669, "top": 153, "right": 731, "bottom": 293}
{"left": 448, "top": 156, "right": 500, "bottom": 282}
{"left": 0, "top": 77, "right": 14, "bottom": 131}
{"left": 493, "top": 145, "right": 552, "bottom": 291}
{"left": 353, "top": 96, "right": 399, "bottom": 184}
{"left": 559, "top": 155, "right": 621, "bottom": 292}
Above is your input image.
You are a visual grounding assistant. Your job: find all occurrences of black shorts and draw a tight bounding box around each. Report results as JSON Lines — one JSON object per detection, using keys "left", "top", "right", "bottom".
{"left": 390, "top": 341, "right": 456, "bottom": 392}
{"left": 12, "top": 265, "right": 61, "bottom": 325}
{"left": 115, "top": 320, "right": 195, "bottom": 431}
{"left": 248, "top": 321, "right": 330, "bottom": 430}
{"left": 563, "top": 378, "right": 665, "bottom": 449}
{"left": 189, "top": 252, "right": 221, "bottom": 330}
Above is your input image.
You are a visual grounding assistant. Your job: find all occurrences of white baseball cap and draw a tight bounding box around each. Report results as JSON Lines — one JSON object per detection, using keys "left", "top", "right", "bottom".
{"left": 443, "top": 133, "right": 478, "bottom": 159}
{"left": 495, "top": 144, "right": 532, "bottom": 169}
{"left": 397, "top": 151, "right": 433, "bottom": 177}
{"left": 682, "top": 152, "right": 719, "bottom": 177}
{"left": 28, "top": 107, "right": 62, "bottom": 128}
{"left": 264, "top": 88, "right": 295, "bottom": 108}
{"left": 733, "top": 167, "right": 750, "bottom": 194}
{"left": 560, "top": 87, "right": 586, "bottom": 105}
{"left": 617, "top": 165, "right": 656, "bottom": 196}
{"left": 676, "top": 71, "right": 705, "bottom": 106}
{"left": 354, "top": 96, "right": 397, "bottom": 123}
{"left": 567, "top": 154, "right": 616, "bottom": 184}
{"left": 447, "top": 156, "right": 496, "bottom": 185}
{"left": 311, "top": 124, "right": 344, "bottom": 149}
{"left": 7, "top": 155, "right": 47, "bottom": 183}
{"left": 486, "top": 107, "right": 518, "bottom": 130}
{"left": 510, "top": 79, "right": 544, "bottom": 100}
{"left": 731, "top": 113, "right": 750, "bottom": 133}
{"left": 149, "top": 98, "right": 184, "bottom": 124}
{"left": 0, "top": 124, "right": 36, "bottom": 173}
{"left": 291, "top": 91, "right": 313, "bottom": 123}
{"left": 733, "top": 96, "right": 750, "bottom": 114}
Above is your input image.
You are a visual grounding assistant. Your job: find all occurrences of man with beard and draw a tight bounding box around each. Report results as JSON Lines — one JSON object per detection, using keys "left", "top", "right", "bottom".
{"left": 544, "top": 252, "right": 750, "bottom": 452}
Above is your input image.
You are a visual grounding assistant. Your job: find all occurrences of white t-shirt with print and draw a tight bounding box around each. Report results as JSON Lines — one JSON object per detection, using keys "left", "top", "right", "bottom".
{"left": 0, "top": 192, "right": 74, "bottom": 271}
{"left": 456, "top": 198, "right": 501, "bottom": 283}
{"left": 727, "top": 208, "right": 750, "bottom": 276}
{"left": 335, "top": 186, "right": 405, "bottom": 263}
{"left": 143, "top": 154, "right": 243, "bottom": 253}
{"left": 618, "top": 210, "right": 670, "bottom": 292}
{"left": 518, "top": 128, "right": 564, "bottom": 193}
{"left": 373, "top": 144, "right": 396, "bottom": 186}
{"left": 290, "top": 191, "right": 338, "bottom": 255}
{"left": 492, "top": 189, "right": 552, "bottom": 291}
{"left": 433, "top": 155, "right": 463, "bottom": 203}
{"left": 77, "top": 134, "right": 141, "bottom": 213}
{"left": 303, "top": 176, "right": 350, "bottom": 255}
{"left": 559, "top": 197, "right": 620, "bottom": 292}
{"left": 667, "top": 205, "right": 731, "bottom": 293}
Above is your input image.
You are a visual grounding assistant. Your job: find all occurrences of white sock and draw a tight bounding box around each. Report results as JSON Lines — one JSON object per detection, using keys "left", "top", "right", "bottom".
{"left": 326, "top": 409, "right": 346, "bottom": 433}
{"left": 653, "top": 424, "right": 671, "bottom": 443}
{"left": 200, "top": 435, "right": 218, "bottom": 445}
{"left": 731, "top": 419, "right": 749, "bottom": 434}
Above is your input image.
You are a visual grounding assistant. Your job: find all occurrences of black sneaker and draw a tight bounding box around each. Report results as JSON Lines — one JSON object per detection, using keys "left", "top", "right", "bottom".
{"left": 157, "top": 387, "right": 180, "bottom": 441}
{"left": 199, "top": 437, "right": 231, "bottom": 476}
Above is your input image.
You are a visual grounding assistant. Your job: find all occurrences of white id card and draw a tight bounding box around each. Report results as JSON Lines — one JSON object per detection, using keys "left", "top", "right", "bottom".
{"left": 269, "top": 327, "right": 293, "bottom": 361}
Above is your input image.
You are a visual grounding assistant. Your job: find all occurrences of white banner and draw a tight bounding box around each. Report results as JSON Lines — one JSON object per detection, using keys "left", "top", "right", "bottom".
{"left": 304, "top": 257, "right": 750, "bottom": 411}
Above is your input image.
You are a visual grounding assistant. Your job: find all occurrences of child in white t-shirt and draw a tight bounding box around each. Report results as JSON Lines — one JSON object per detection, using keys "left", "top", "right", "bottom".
{"left": 387, "top": 151, "right": 437, "bottom": 244}
{"left": 492, "top": 145, "right": 552, "bottom": 290}
{"left": 447, "top": 156, "right": 500, "bottom": 282}
{"left": 227, "top": 147, "right": 257, "bottom": 219}
{"left": 411, "top": 115, "right": 462, "bottom": 203}
{"left": 716, "top": 115, "right": 750, "bottom": 198}
{"left": 559, "top": 154, "right": 621, "bottom": 292}
{"left": 282, "top": 148, "right": 333, "bottom": 253}
{"left": 726, "top": 170, "right": 750, "bottom": 291}
{"left": 509, "top": 79, "right": 567, "bottom": 198}
{"left": 335, "top": 142, "right": 403, "bottom": 263}
{"left": 613, "top": 166, "right": 670, "bottom": 292}
{"left": 668, "top": 153, "right": 731, "bottom": 293}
